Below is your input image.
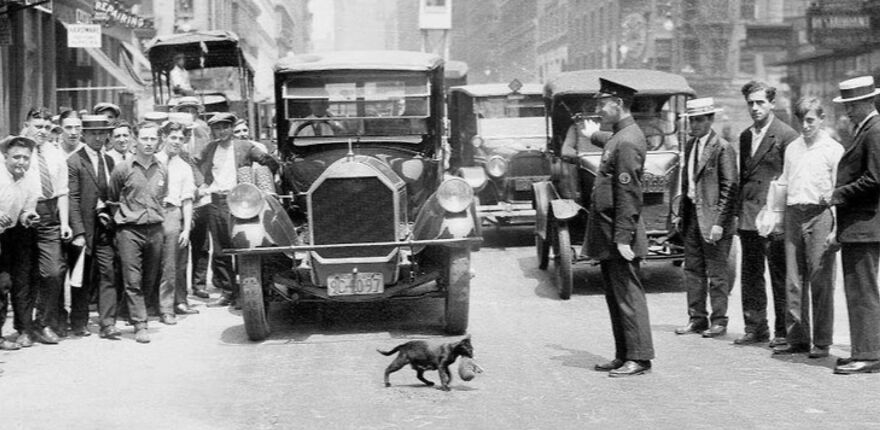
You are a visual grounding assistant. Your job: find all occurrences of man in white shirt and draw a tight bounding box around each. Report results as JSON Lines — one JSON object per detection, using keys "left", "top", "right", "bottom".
{"left": 58, "top": 110, "right": 85, "bottom": 158}
{"left": 0, "top": 136, "right": 40, "bottom": 350}
{"left": 106, "top": 121, "right": 132, "bottom": 165}
{"left": 169, "top": 52, "right": 194, "bottom": 97}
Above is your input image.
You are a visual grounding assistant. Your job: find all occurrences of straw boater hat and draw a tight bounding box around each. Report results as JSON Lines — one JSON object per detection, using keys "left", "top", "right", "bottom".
{"left": 833, "top": 76, "right": 880, "bottom": 103}
{"left": 81, "top": 114, "right": 114, "bottom": 131}
{"left": 680, "top": 97, "right": 724, "bottom": 117}
{"left": 144, "top": 112, "right": 169, "bottom": 123}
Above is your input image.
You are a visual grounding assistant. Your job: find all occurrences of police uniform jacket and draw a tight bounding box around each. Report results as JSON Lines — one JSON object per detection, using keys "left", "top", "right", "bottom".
{"left": 680, "top": 129, "right": 738, "bottom": 240}
{"left": 737, "top": 116, "right": 799, "bottom": 231}
{"left": 585, "top": 116, "right": 648, "bottom": 260}
{"left": 197, "top": 138, "right": 279, "bottom": 188}
{"left": 831, "top": 114, "right": 880, "bottom": 243}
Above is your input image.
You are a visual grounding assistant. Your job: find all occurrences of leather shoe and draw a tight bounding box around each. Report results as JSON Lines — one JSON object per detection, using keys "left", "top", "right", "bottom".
{"left": 175, "top": 304, "right": 199, "bottom": 315}
{"left": 769, "top": 337, "right": 788, "bottom": 348}
{"left": 99, "top": 326, "right": 122, "bottom": 340}
{"left": 674, "top": 322, "right": 708, "bottom": 335}
{"left": 701, "top": 325, "right": 727, "bottom": 338}
{"left": 809, "top": 346, "right": 830, "bottom": 358}
{"left": 207, "top": 292, "right": 235, "bottom": 307}
{"left": 134, "top": 327, "right": 150, "bottom": 344}
{"left": 71, "top": 326, "right": 91, "bottom": 337}
{"left": 55, "top": 326, "right": 69, "bottom": 339}
{"left": 837, "top": 357, "right": 855, "bottom": 366}
{"left": 192, "top": 289, "right": 210, "bottom": 299}
{"left": 733, "top": 332, "right": 769, "bottom": 345}
{"left": 33, "top": 327, "right": 60, "bottom": 345}
{"left": 772, "top": 343, "right": 810, "bottom": 355}
{"left": 0, "top": 339, "right": 21, "bottom": 350}
{"left": 16, "top": 332, "right": 33, "bottom": 348}
{"left": 609, "top": 360, "right": 651, "bottom": 378}
{"left": 160, "top": 314, "right": 177, "bottom": 325}
{"left": 594, "top": 359, "right": 624, "bottom": 372}
{"left": 834, "top": 360, "right": 880, "bottom": 375}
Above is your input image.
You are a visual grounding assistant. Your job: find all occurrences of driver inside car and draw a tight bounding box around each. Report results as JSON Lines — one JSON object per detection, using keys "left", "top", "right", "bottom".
{"left": 291, "top": 94, "right": 345, "bottom": 137}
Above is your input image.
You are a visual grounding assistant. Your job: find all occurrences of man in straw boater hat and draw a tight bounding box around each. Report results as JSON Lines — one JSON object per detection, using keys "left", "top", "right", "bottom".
{"left": 673, "top": 98, "right": 739, "bottom": 339}
{"left": 578, "top": 78, "right": 654, "bottom": 377}
{"left": 67, "top": 115, "right": 121, "bottom": 339}
{"left": 828, "top": 75, "right": 880, "bottom": 374}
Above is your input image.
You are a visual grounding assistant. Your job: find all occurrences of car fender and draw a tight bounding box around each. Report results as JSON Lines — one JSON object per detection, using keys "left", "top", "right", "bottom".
{"left": 457, "top": 166, "right": 488, "bottom": 192}
{"left": 412, "top": 192, "right": 479, "bottom": 252}
{"left": 550, "top": 199, "right": 583, "bottom": 221}
{"left": 230, "top": 193, "right": 299, "bottom": 256}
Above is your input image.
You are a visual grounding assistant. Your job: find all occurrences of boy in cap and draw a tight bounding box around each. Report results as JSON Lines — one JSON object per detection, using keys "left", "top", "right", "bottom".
{"left": 93, "top": 102, "right": 121, "bottom": 122}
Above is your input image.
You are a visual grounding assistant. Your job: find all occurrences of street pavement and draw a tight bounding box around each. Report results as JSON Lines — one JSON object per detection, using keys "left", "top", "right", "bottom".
{"left": 2, "top": 226, "right": 880, "bottom": 429}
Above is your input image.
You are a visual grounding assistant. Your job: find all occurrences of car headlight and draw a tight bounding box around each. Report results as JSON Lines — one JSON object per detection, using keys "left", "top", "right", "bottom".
{"left": 436, "top": 177, "right": 474, "bottom": 213}
{"left": 471, "top": 135, "right": 484, "bottom": 148}
{"left": 228, "top": 183, "right": 265, "bottom": 219}
{"left": 485, "top": 156, "right": 507, "bottom": 178}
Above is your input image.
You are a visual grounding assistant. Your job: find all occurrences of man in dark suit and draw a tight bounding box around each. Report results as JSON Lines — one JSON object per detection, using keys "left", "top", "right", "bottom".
{"left": 197, "top": 113, "right": 278, "bottom": 307}
{"left": 734, "top": 81, "right": 799, "bottom": 346}
{"left": 829, "top": 76, "right": 880, "bottom": 375}
{"left": 674, "top": 98, "right": 738, "bottom": 338}
{"left": 580, "top": 78, "right": 654, "bottom": 377}
{"left": 67, "top": 115, "right": 120, "bottom": 339}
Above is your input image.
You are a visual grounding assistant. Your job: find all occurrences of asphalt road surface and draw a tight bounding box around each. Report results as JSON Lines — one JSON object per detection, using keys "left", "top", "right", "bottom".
{"left": 2, "top": 226, "right": 880, "bottom": 429}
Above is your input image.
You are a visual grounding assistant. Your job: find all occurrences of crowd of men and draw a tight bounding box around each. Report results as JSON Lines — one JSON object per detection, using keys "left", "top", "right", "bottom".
{"left": 0, "top": 96, "right": 277, "bottom": 349}
{"left": 578, "top": 74, "right": 880, "bottom": 376}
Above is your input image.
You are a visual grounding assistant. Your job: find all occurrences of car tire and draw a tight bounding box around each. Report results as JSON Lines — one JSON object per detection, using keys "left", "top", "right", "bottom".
{"left": 239, "top": 254, "right": 271, "bottom": 341}
{"left": 555, "top": 222, "right": 573, "bottom": 300}
{"left": 536, "top": 231, "right": 550, "bottom": 270}
{"left": 444, "top": 247, "right": 471, "bottom": 335}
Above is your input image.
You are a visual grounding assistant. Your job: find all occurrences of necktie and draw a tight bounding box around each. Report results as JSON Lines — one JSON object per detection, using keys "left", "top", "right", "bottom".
{"left": 97, "top": 154, "right": 108, "bottom": 200}
{"left": 37, "top": 146, "right": 53, "bottom": 200}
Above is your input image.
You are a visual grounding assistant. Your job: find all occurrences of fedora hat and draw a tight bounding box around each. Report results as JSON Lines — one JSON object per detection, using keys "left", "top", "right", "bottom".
{"left": 833, "top": 76, "right": 880, "bottom": 103}
{"left": 680, "top": 97, "right": 724, "bottom": 117}
{"left": 81, "top": 114, "right": 114, "bottom": 131}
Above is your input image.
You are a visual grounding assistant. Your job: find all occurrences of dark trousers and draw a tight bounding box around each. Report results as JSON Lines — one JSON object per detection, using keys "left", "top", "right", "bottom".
{"left": 10, "top": 200, "right": 66, "bottom": 332}
{"left": 206, "top": 197, "right": 236, "bottom": 294}
{"left": 783, "top": 205, "right": 836, "bottom": 347}
{"left": 190, "top": 204, "right": 214, "bottom": 292}
{"left": 116, "top": 224, "right": 163, "bottom": 326}
{"left": 0, "top": 231, "right": 13, "bottom": 330}
{"left": 600, "top": 257, "right": 655, "bottom": 361}
{"left": 159, "top": 206, "right": 189, "bottom": 314}
{"left": 840, "top": 242, "right": 880, "bottom": 360}
{"left": 738, "top": 229, "right": 787, "bottom": 337}
{"left": 70, "top": 225, "right": 119, "bottom": 330}
{"left": 683, "top": 202, "right": 732, "bottom": 327}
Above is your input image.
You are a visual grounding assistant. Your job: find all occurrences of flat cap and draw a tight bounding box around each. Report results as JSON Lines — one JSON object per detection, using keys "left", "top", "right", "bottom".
{"left": 207, "top": 112, "right": 238, "bottom": 126}
{"left": 0, "top": 135, "right": 37, "bottom": 152}
{"left": 93, "top": 102, "right": 121, "bottom": 117}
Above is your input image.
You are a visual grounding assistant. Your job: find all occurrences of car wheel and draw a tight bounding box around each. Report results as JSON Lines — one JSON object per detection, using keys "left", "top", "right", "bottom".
{"left": 555, "top": 222, "right": 573, "bottom": 300}
{"left": 536, "top": 231, "right": 550, "bottom": 270}
{"left": 239, "top": 254, "right": 271, "bottom": 341}
{"left": 444, "top": 247, "right": 470, "bottom": 335}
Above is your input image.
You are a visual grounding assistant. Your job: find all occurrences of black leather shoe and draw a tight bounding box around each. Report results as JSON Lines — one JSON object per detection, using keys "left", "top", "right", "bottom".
{"left": 772, "top": 343, "right": 810, "bottom": 355}
{"left": 594, "top": 359, "right": 624, "bottom": 372}
{"left": 160, "top": 314, "right": 177, "bottom": 325}
{"left": 55, "top": 326, "right": 69, "bottom": 339}
{"left": 99, "top": 326, "right": 122, "bottom": 340}
{"left": 207, "top": 292, "right": 234, "bottom": 307}
{"left": 34, "top": 327, "right": 60, "bottom": 345}
{"left": 809, "top": 346, "right": 830, "bottom": 358}
{"left": 71, "top": 326, "right": 92, "bottom": 337}
{"left": 733, "top": 332, "right": 769, "bottom": 345}
{"left": 769, "top": 337, "right": 788, "bottom": 348}
{"left": 16, "top": 332, "right": 33, "bottom": 348}
{"left": 175, "top": 304, "right": 200, "bottom": 315}
{"left": 701, "top": 325, "right": 727, "bottom": 338}
{"left": 674, "top": 322, "right": 708, "bottom": 335}
{"left": 837, "top": 357, "right": 855, "bottom": 366}
{"left": 609, "top": 360, "right": 651, "bottom": 378}
{"left": 0, "top": 339, "right": 21, "bottom": 351}
{"left": 192, "top": 289, "right": 210, "bottom": 299}
{"left": 834, "top": 360, "right": 880, "bottom": 375}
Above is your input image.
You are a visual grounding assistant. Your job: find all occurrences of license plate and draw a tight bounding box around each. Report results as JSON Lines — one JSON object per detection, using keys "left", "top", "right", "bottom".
{"left": 326, "top": 273, "right": 384, "bottom": 297}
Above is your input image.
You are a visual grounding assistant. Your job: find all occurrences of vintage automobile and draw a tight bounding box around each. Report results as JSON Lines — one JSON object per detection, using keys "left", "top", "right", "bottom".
{"left": 534, "top": 69, "right": 693, "bottom": 299}
{"left": 221, "top": 51, "right": 482, "bottom": 340}
{"left": 448, "top": 81, "right": 549, "bottom": 226}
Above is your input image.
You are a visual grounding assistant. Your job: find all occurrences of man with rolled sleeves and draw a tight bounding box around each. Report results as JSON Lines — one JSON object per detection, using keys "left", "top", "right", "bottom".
{"left": 197, "top": 112, "right": 278, "bottom": 307}
{"left": 828, "top": 76, "right": 880, "bottom": 374}
{"left": 580, "top": 78, "right": 654, "bottom": 377}
{"left": 674, "top": 98, "right": 739, "bottom": 338}
{"left": 734, "top": 81, "right": 799, "bottom": 347}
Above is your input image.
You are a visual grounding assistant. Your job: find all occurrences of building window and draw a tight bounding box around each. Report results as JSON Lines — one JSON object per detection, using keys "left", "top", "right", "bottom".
{"left": 740, "top": 52, "right": 756, "bottom": 75}
{"left": 683, "top": 38, "right": 699, "bottom": 71}
{"left": 740, "top": 0, "right": 755, "bottom": 20}
{"left": 176, "top": 0, "right": 194, "bottom": 18}
{"left": 710, "top": 39, "right": 727, "bottom": 74}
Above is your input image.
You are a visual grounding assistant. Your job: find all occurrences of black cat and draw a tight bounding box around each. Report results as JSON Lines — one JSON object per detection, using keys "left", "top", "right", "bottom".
{"left": 378, "top": 335, "right": 473, "bottom": 391}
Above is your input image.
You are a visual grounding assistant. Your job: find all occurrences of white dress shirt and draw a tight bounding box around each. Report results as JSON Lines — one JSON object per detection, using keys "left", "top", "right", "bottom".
{"left": 27, "top": 141, "right": 69, "bottom": 201}
{"left": 0, "top": 166, "right": 38, "bottom": 233}
{"left": 777, "top": 130, "right": 844, "bottom": 205}
{"left": 156, "top": 152, "right": 196, "bottom": 207}
{"left": 750, "top": 120, "right": 771, "bottom": 157}
{"left": 687, "top": 133, "right": 710, "bottom": 201}
{"left": 210, "top": 143, "right": 237, "bottom": 193}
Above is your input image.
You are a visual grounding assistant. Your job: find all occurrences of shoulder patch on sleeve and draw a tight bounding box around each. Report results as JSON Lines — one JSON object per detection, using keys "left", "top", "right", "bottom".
{"left": 618, "top": 172, "right": 631, "bottom": 185}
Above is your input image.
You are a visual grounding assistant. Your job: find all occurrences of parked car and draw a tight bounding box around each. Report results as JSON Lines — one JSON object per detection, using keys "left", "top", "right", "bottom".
{"left": 221, "top": 51, "right": 482, "bottom": 340}
{"left": 449, "top": 81, "right": 549, "bottom": 227}
{"left": 534, "top": 69, "right": 693, "bottom": 299}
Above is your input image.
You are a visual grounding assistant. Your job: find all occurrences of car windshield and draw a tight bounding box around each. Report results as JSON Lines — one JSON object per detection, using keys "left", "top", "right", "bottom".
{"left": 283, "top": 72, "right": 431, "bottom": 143}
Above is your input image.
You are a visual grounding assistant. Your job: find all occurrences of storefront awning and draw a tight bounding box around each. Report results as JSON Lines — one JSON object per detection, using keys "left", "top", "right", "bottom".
{"left": 82, "top": 46, "right": 145, "bottom": 91}
{"left": 120, "top": 40, "right": 151, "bottom": 72}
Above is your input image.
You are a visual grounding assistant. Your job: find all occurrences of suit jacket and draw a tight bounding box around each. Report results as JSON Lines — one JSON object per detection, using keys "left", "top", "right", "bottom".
{"left": 68, "top": 147, "right": 115, "bottom": 252}
{"left": 737, "top": 116, "right": 799, "bottom": 231}
{"left": 681, "top": 129, "right": 738, "bottom": 240}
{"left": 584, "top": 116, "right": 648, "bottom": 260}
{"left": 832, "top": 114, "right": 880, "bottom": 243}
{"left": 198, "top": 138, "right": 279, "bottom": 187}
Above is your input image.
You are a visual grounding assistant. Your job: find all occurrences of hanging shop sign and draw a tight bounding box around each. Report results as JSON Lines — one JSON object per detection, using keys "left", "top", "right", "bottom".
{"left": 93, "top": 0, "right": 150, "bottom": 29}
{"left": 67, "top": 23, "right": 101, "bottom": 47}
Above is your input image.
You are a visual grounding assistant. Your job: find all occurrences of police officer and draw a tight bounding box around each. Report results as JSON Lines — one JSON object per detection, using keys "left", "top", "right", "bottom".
{"left": 580, "top": 78, "right": 654, "bottom": 377}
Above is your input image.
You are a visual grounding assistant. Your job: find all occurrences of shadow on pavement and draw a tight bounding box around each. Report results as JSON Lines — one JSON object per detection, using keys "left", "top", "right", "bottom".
{"left": 480, "top": 224, "right": 535, "bottom": 249}
{"left": 546, "top": 343, "right": 609, "bottom": 370}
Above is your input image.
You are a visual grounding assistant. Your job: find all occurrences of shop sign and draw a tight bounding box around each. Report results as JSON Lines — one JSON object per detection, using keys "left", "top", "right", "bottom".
{"left": 67, "top": 23, "right": 101, "bottom": 48}
{"left": 93, "top": 0, "right": 150, "bottom": 29}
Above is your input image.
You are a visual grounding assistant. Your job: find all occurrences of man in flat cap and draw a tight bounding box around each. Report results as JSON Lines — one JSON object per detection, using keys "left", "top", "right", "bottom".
{"left": 829, "top": 76, "right": 880, "bottom": 374}
{"left": 197, "top": 112, "right": 278, "bottom": 307}
{"left": 93, "top": 103, "right": 121, "bottom": 122}
{"left": 579, "top": 78, "right": 654, "bottom": 377}
{"left": 674, "top": 98, "right": 738, "bottom": 339}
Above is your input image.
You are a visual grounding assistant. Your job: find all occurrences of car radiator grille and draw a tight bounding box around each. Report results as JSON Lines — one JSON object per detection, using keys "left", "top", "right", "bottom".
{"left": 508, "top": 153, "right": 549, "bottom": 201}
{"left": 311, "top": 177, "right": 396, "bottom": 259}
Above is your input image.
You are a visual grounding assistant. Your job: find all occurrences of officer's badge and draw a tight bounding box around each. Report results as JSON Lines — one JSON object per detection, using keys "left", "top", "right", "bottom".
{"left": 618, "top": 172, "right": 631, "bottom": 185}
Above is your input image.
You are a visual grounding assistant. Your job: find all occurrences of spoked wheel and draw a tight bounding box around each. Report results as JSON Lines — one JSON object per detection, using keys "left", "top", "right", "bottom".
{"left": 536, "top": 230, "right": 550, "bottom": 270}
{"left": 555, "top": 222, "right": 573, "bottom": 300}
{"left": 238, "top": 254, "right": 271, "bottom": 341}
{"left": 444, "top": 247, "right": 471, "bottom": 335}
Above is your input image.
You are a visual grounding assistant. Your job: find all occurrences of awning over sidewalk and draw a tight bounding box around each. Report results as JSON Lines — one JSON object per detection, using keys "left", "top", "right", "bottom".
{"left": 82, "top": 46, "right": 145, "bottom": 91}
